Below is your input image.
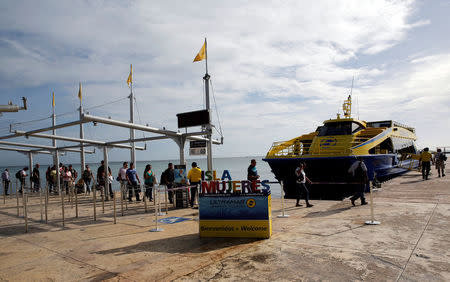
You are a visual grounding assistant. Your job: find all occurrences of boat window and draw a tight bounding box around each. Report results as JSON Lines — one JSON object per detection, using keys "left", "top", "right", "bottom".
{"left": 352, "top": 122, "right": 363, "bottom": 134}
{"left": 318, "top": 122, "right": 351, "bottom": 136}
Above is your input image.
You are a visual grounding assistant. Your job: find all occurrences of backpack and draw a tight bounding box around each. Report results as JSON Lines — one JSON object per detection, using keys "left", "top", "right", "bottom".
{"left": 144, "top": 171, "right": 154, "bottom": 186}
{"left": 15, "top": 170, "right": 21, "bottom": 179}
{"left": 439, "top": 153, "right": 447, "bottom": 161}
{"left": 354, "top": 162, "right": 367, "bottom": 183}
{"left": 160, "top": 170, "right": 167, "bottom": 185}
{"left": 83, "top": 170, "right": 91, "bottom": 180}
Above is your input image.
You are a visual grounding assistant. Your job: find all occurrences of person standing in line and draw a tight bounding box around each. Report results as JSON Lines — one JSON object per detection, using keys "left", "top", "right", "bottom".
{"left": 294, "top": 163, "right": 314, "bottom": 208}
{"left": 2, "top": 169, "right": 10, "bottom": 196}
{"left": 50, "top": 166, "right": 57, "bottom": 194}
{"left": 126, "top": 162, "right": 141, "bottom": 202}
{"left": 187, "top": 162, "right": 201, "bottom": 208}
{"left": 32, "top": 163, "right": 40, "bottom": 192}
{"left": 161, "top": 163, "right": 175, "bottom": 204}
{"left": 247, "top": 159, "right": 260, "bottom": 181}
{"left": 143, "top": 164, "right": 154, "bottom": 201}
{"left": 433, "top": 148, "right": 447, "bottom": 177}
{"left": 97, "top": 160, "right": 113, "bottom": 199}
{"left": 118, "top": 162, "right": 128, "bottom": 200}
{"left": 348, "top": 157, "right": 369, "bottom": 206}
{"left": 45, "top": 166, "right": 51, "bottom": 188}
{"left": 419, "top": 147, "right": 434, "bottom": 180}
{"left": 82, "top": 165, "right": 94, "bottom": 194}
{"left": 68, "top": 164, "right": 78, "bottom": 182}
{"left": 17, "top": 167, "right": 29, "bottom": 194}
{"left": 62, "top": 166, "right": 72, "bottom": 194}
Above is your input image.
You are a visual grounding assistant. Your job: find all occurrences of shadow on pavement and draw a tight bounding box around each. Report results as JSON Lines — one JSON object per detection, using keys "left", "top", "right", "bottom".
{"left": 95, "top": 233, "right": 260, "bottom": 255}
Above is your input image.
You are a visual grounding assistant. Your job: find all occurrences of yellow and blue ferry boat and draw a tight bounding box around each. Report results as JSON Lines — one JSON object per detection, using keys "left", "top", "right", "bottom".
{"left": 263, "top": 95, "right": 419, "bottom": 199}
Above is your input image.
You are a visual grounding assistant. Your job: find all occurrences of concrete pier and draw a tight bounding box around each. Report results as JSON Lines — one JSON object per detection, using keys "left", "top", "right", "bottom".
{"left": 0, "top": 166, "right": 449, "bottom": 281}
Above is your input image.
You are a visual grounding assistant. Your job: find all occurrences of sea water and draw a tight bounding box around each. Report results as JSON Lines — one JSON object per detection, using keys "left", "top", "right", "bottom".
{"left": 0, "top": 156, "right": 281, "bottom": 197}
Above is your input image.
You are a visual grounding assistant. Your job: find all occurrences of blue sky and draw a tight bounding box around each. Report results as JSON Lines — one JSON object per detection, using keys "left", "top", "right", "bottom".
{"left": 1, "top": 0, "right": 449, "bottom": 166}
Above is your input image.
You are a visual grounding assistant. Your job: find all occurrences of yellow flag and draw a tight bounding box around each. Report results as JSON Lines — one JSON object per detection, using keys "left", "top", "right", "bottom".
{"left": 193, "top": 42, "right": 206, "bottom": 62}
{"left": 78, "top": 82, "right": 82, "bottom": 101}
{"left": 52, "top": 92, "right": 55, "bottom": 107}
{"left": 127, "top": 64, "right": 133, "bottom": 86}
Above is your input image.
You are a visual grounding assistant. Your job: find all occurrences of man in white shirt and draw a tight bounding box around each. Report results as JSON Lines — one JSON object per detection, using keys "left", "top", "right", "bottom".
{"left": 118, "top": 162, "right": 128, "bottom": 199}
{"left": 348, "top": 157, "right": 368, "bottom": 206}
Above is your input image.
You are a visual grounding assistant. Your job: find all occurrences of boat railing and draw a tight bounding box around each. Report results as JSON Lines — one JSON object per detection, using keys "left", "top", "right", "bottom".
{"left": 266, "top": 140, "right": 313, "bottom": 158}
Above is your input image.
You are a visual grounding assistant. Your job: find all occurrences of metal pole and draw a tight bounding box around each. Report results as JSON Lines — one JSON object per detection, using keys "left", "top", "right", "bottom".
{"left": 61, "top": 180, "right": 65, "bottom": 227}
{"left": 165, "top": 185, "right": 168, "bottom": 214}
{"left": 365, "top": 183, "right": 380, "bottom": 225}
{"left": 16, "top": 179, "right": 19, "bottom": 217}
{"left": 120, "top": 182, "right": 124, "bottom": 216}
{"left": 101, "top": 191, "right": 105, "bottom": 214}
{"left": 79, "top": 102, "right": 86, "bottom": 191}
{"left": 143, "top": 183, "right": 147, "bottom": 213}
{"left": 39, "top": 183, "right": 43, "bottom": 221}
{"left": 55, "top": 151, "right": 61, "bottom": 196}
{"left": 93, "top": 177, "right": 97, "bottom": 221}
{"left": 28, "top": 153, "right": 33, "bottom": 193}
{"left": 23, "top": 192, "right": 28, "bottom": 233}
{"left": 103, "top": 146, "right": 110, "bottom": 201}
{"left": 45, "top": 183, "right": 48, "bottom": 224}
{"left": 150, "top": 185, "right": 163, "bottom": 232}
{"left": 277, "top": 181, "right": 290, "bottom": 218}
{"left": 204, "top": 73, "right": 213, "bottom": 172}
{"left": 129, "top": 68, "right": 136, "bottom": 165}
{"left": 113, "top": 191, "right": 117, "bottom": 224}
{"left": 75, "top": 186, "right": 78, "bottom": 218}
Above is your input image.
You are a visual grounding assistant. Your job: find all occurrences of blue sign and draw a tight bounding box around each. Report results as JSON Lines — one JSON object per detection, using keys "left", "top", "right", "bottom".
{"left": 199, "top": 195, "right": 270, "bottom": 220}
{"left": 158, "top": 217, "right": 191, "bottom": 224}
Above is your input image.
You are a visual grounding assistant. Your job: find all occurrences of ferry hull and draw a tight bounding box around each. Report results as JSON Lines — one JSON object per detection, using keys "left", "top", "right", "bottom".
{"left": 263, "top": 155, "right": 418, "bottom": 200}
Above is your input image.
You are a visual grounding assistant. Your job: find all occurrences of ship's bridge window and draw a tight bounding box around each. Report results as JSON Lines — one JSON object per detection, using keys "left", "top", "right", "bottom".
{"left": 319, "top": 122, "right": 364, "bottom": 136}
{"left": 352, "top": 123, "right": 364, "bottom": 134}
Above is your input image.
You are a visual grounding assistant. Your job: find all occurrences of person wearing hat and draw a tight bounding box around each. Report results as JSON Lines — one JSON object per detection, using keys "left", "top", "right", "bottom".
{"left": 187, "top": 162, "right": 202, "bottom": 207}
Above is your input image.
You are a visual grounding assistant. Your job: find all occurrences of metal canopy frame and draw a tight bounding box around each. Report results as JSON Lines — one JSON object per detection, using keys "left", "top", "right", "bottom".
{"left": 0, "top": 103, "right": 222, "bottom": 201}
{"left": 1, "top": 66, "right": 223, "bottom": 201}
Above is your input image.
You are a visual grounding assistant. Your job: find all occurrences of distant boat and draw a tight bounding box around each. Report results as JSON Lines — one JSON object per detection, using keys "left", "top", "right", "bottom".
{"left": 263, "top": 95, "right": 419, "bottom": 200}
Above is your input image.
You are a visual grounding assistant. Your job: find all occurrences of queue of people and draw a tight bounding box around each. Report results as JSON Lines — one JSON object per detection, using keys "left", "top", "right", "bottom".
{"left": 2, "top": 151, "right": 445, "bottom": 208}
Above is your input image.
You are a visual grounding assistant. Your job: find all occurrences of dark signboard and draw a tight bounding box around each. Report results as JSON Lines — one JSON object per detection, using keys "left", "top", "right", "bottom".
{"left": 177, "top": 109, "right": 210, "bottom": 128}
{"left": 190, "top": 140, "right": 207, "bottom": 148}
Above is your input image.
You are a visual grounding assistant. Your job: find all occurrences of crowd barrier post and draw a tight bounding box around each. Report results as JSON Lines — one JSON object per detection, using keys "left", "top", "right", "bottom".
{"left": 45, "top": 184, "right": 48, "bottom": 224}
{"left": 120, "top": 183, "right": 124, "bottom": 216}
{"left": 365, "top": 182, "right": 380, "bottom": 225}
{"left": 16, "top": 180, "right": 20, "bottom": 217}
{"left": 124, "top": 183, "right": 128, "bottom": 211}
{"left": 92, "top": 177, "right": 97, "bottom": 221}
{"left": 39, "top": 184, "right": 43, "bottom": 222}
{"left": 153, "top": 184, "right": 157, "bottom": 210}
{"left": 277, "top": 181, "right": 290, "bottom": 218}
{"left": 164, "top": 185, "right": 168, "bottom": 214}
{"left": 75, "top": 187, "right": 79, "bottom": 218}
{"left": 2, "top": 182, "right": 5, "bottom": 204}
{"left": 157, "top": 186, "right": 166, "bottom": 216}
{"left": 61, "top": 185, "right": 65, "bottom": 227}
{"left": 150, "top": 186, "right": 163, "bottom": 232}
{"left": 143, "top": 184, "right": 148, "bottom": 213}
{"left": 22, "top": 191, "right": 28, "bottom": 233}
{"left": 113, "top": 191, "right": 117, "bottom": 224}
{"left": 101, "top": 190, "right": 105, "bottom": 214}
